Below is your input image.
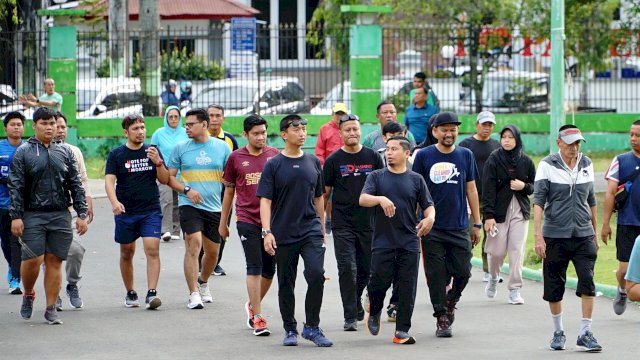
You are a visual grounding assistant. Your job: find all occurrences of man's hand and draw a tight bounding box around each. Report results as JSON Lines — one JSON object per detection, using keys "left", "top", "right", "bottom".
{"left": 510, "top": 179, "right": 525, "bottom": 191}
{"left": 11, "top": 219, "right": 23, "bottom": 237}
{"left": 264, "top": 233, "right": 277, "bottom": 256}
{"left": 534, "top": 233, "right": 546, "bottom": 259}
{"left": 76, "top": 218, "right": 88, "bottom": 236}
{"left": 416, "top": 216, "right": 435, "bottom": 237}
{"left": 379, "top": 196, "right": 396, "bottom": 218}
{"left": 601, "top": 223, "right": 611, "bottom": 246}
{"left": 187, "top": 189, "right": 204, "bottom": 205}
{"left": 112, "top": 201, "right": 126, "bottom": 215}
{"left": 470, "top": 227, "right": 481, "bottom": 246}
{"left": 484, "top": 219, "right": 496, "bottom": 233}
{"left": 146, "top": 146, "right": 162, "bottom": 165}
{"left": 218, "top": 222, "right": 229, "bottom": 240}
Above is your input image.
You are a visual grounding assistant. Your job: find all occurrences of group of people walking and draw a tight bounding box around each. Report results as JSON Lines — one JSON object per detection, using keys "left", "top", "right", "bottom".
{"left": 2, "top": 100, "right": 639, "bottom": 352}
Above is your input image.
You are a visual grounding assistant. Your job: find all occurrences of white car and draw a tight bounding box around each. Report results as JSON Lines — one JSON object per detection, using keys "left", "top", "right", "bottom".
{"left": 77, "top": 77, "right": 142, "bottom": 119}
{"left": 309, "top": 78, "right": 413, "bottom": 115}
{"left": 183, "top": 76, "right": 308, "bottom": 116}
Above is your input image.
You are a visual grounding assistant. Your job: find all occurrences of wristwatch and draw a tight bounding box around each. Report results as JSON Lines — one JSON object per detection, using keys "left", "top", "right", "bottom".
{"left": 183, "top": 186, "right": 191, "bottom": 194}
{"left": 473, "top": 223, "right": 482, "bottom": 229}
{"left": 78, "top": 213, "right": 88, "bottom": 220}
{"left": 261, "top": 229, "right": 272, "bottom": 238}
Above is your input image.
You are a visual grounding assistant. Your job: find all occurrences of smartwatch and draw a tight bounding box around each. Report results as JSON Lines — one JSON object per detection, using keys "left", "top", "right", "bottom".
{"left": 183, "top": 186, "right": 191, "bottom": 194}
{"left": 261, "top": 229, "right": 272, "bottom": 238}
{"left": 473, "top": 223, "right": 482, "bottom": 229}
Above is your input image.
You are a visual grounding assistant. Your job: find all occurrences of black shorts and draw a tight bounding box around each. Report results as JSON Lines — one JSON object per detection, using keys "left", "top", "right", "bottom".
{"left": 543, "top": 236, "right": 597, "bottom": 302}
{"left": 237, "top": 221, "right": 275, "bottom": 279}
{"left": 21, "top": 210, "right": 73, "bottom": 260}
{"left": 179, "top": 206, "right": 221, "bottom": 244}
{"left": 616, "top": 225, "right": 640, "bottom": 262}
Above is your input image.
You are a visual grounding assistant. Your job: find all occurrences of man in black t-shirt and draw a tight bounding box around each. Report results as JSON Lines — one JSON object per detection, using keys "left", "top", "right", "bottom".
{"left": 324, "top": 114, "right": 384, "bottom": 331}
{"left": 459, "top": 111, "right": 500, "bottom": 281}
{"left": 257, "top": 114, "right": 333, "bottom": 347}
{"left": 360, "top": 136, "right": 435, "bottom": 345}
{"left": 105, "top": 115, "right": 170, "bottom": 310}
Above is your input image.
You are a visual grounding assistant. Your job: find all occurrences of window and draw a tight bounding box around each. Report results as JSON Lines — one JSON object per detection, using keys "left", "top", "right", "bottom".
{"left": 279, "top": 0, "right": 297, "bottom": 60}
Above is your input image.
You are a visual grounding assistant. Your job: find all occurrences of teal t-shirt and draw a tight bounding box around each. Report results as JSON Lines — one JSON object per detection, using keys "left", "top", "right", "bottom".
{"left": 167, "top": 137, "right": 231, "bottom": 212}
{"left": 39, "top": 92, "right": 63, "bottom": 111}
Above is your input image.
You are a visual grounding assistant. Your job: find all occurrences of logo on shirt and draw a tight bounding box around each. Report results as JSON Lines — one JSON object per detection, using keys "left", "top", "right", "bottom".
{"left": 125, "top": 158, "right": 153, "bottom": 173}
{"left": 245, "top": 172, "right": 261, "bottom": 185}
{"left": 242, "top": 161, "right": 250, "bottom": 167}
{"left": 293, "top": 165, "right": 300, "bottom": 168}
{"left": 430, "top": 162, "right": 460, "bottom": 184}
{"left": 339, "top": 164, "right": 374, "bottom": 177}
{"left": 196, "top": 150, "right": 212, "bottom": 166}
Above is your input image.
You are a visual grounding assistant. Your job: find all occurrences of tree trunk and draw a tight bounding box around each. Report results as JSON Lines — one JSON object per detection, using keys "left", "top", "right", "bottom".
{"left": 579, "top": 63, "right": 589, "bottom": 109}
{"left": 139, "top": 0, "right": 161, "bottom": 116}
{"left": 18, "top": 0, "right": 38, "bottom": 94}
{"left": 109, "top": 0, "right": 127, "bottom": 77}
{"left": 469, "top": 25, "right": 484, "bottom": 114}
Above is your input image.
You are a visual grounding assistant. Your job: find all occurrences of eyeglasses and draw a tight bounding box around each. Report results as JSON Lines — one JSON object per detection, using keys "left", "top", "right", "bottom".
{"left": 340, "top": 114, "right": 359, "bottom": 123}
{"left": 280, "top": 118, "right": 308, "bottom": 131}
{"left": 184, "top": 121, "right": 203, "bottom": 128}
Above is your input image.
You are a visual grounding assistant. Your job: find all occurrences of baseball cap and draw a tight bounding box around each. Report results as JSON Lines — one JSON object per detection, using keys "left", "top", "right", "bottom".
{"left": 477, "top": 111, "right": 496, "bottom": 124}
{"left": 558, "top": 127, "right": 586, "bottom": 144}
{"left": 432, "top": 112, "right": 462, "bottom": 127}
{"left": 332, "top": 103, "right": 348, "bottom": 114}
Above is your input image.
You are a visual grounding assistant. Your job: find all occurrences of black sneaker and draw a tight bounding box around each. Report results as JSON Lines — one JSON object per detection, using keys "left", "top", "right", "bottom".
{"left": 145, "top": 290, "right": 162, "bottom": 310}
{"left": 366, "top": 312, "right": 381, "bottom": 335}
{"left": 301, "top": 324, "right": 333, "bottom": 347}
{"left": 446, "top": 299, "right": 457, "bottom": 325}
{"left": 343, "top": 320, "right": 357, "bottom": 331}
{"left": 357, "top": 301, "right": 365, "bottom": 321}
{"left": 386, "top": 304, "right": 397, "bottom": 322}
{"left": 549, "top": 330, "right": 566, "bottom": 350}
{"left": 576, "top": 331, "right": 602, "bottom": 352}
{"left": 213, "top": 264, "right": 226, "bottom": 276}
{"left": 125, "top": 290, "right": 140, "bottom": 308}
{"left": 393, "top": 330, "right": 416, "bottom": 344}
{"left": 436, "top": 314, "right": 452, "bottom": 338}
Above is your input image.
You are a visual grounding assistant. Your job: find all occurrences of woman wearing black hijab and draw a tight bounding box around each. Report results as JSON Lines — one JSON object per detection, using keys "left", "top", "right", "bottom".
{"left": 481, "top": 124, "right": 536, "bottom": 305}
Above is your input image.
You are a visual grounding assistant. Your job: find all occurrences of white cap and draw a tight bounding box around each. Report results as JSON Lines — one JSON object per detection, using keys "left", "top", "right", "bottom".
{"left": 477, "top": 111, "right": 496, "bottom": 124}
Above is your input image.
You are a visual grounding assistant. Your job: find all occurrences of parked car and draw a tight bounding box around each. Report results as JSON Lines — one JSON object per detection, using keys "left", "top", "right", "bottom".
{"left": 183, "top": 77, "right": 308, "bottom": 116}
{"left": 310, "top": 78, "right": 413, "bottom": 115}
{"left": 76, "top": 77, "right": 142, "bottom": 119}
{"left": 0, "top": 84, "right": 26, "bottom": 118}
{"left": 456, "top": 70, "right": 549, "bottom": 113}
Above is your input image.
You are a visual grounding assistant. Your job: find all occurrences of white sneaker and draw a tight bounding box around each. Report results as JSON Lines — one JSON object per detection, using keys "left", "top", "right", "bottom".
{"left": 171, "top": 235, "right": 180, "bottom": 241}
{"left": 482, "top": 272, "right": 491, "bottom": 282}
{"left": 187, "top": 291, "right": 204, "bottom": 309}
{"left": 508, "top": 289, "right": 524, "bottom": 305}
{"left": 199, "top": 282, "right": 213, "bottom": 303}
{"left": 161, "top": 232, "right": 172, "bottom": 242}
{"left": 485, "top": 278, "right": 498, "bottom": 298}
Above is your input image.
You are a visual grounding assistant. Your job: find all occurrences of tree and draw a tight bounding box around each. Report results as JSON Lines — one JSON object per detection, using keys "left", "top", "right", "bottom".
{"left": 109, "top": 0, "right": 127, "bottom": 77}
{"left": 139, "top": 0, "right": 160, "bottom": 116}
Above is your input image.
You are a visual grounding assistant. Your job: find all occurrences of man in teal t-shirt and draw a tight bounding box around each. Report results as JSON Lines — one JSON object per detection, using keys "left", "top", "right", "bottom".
{"left": 20, "top": 78, "right": 63, "bottom": 112}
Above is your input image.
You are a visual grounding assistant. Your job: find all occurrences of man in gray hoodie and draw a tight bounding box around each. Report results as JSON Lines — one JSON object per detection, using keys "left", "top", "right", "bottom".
{"left": 533, "top": 124, "right": 602, "bottom": 352}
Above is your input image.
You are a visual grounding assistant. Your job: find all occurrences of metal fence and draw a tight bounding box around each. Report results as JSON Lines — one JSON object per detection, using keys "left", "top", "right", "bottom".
{"left": 1, "top": 24, "right": 640, "bottom": 119}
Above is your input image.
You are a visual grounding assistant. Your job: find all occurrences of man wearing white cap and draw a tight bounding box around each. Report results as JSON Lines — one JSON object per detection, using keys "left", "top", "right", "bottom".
{"left": 533, "top": 124, "right": 602, "bottom": 352}
{"left": 459, "top": 111, "right": 500, "bottom": 282}
{"left": 316, "top": 103, "right": 348, "bottom": 235}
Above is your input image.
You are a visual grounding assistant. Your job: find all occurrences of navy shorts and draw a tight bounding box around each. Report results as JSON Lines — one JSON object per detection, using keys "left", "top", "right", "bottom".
{"left": 114, "top": 211, "right": 162, "bottom": 244}
{"left": 237, "top": 221, "right": 275, "bottom": 278}
{"left": 616, "top": 225, "right": 640, "bottom": 262}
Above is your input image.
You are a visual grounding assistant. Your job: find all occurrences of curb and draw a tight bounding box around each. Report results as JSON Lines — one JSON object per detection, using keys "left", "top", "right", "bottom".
{"left": 470, "top": 257, "right": 619, "bottom": 299}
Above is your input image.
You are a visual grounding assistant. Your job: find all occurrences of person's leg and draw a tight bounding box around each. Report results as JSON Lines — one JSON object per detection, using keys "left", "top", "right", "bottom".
{"left": 275, "top": 242, "right": 301, "bottom": 332}
{"left": 367, "top": 249, "right": 395, "bottom": 317}
{"left": 395, "top": 249, "right": 419, "bottom": 333}
{"left": 506, "top": 217, "right": 528, "bottom": 290}
{"left": 355, "top": 229, "right": 372, "bottom": 300}
{"left": 171, "top": 189, "right": 181, "bottom": 236}
{"left": 300, "top": 236, "right": 326, "bottom": 328}
{"left": 625, "top": 236, "right": 640, "bottom": 301}
{"left": 543, "top": 235, "right": 571, "bottom": 348}
{"left": 65, "top": 236, "right": 85, "bottom": 286}
{"left": 0, "top": 211, "right": 17, "bottom": 281}
{"left": 9, "top": 233, "right": 21, "bottom": 281}
{"left": 238, "top": 222, "right": 263, "bottom": 316}
{"left": 200, "top": 212, "right": 222, "bottom": 283}
{"left": 444, "top": 231, "right": 472, "bottom": 304}
{"left": 184, "top": 232, "right": 203, "bottom": 292}
{"left": 43, "top": 211, "right": 74, "bottom": 308}
{"left": 21, "top": 255, "right": 44, "bottom": 294}
{"left": 422, "top": 231, "right": 448, "bottom": 317}
{"left": 333, "top": 228, "right": 359, "bottom": 322}
{"left": 158, "top": 183, "right": 173, "bottom": 236}
{"left": 43, "top": 253, "right": 64, "bottom": 308}
{"left": 485, "top": 221, "right": 508, "bottom": 281}
{"left": 120, "top": 243, "right": 136, "bottom": 291}
{"left": 142, "top": 237, "right": 161, "bottom": 290}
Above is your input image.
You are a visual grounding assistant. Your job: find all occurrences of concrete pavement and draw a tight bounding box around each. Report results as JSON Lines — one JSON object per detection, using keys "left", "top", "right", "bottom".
{"left": 0, "top": 197, "right": 638, "bottom": 359}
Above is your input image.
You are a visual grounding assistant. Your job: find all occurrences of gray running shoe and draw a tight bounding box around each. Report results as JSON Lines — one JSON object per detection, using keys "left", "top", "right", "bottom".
{"left": 549, "top": 330, "right": 566, "bottom": 350}
{"left": 44, "top": 306, "right": 63, "bottom": 325}
{"left": 145, "top": 292, "right": 162, "bottom": 310}
{"left": 485, "top": 278, "right": 498, "bottom": 298}
{"left": 21, "top": 293, "right": 35, "bottom": 319}
{"left": 576, "top": 331, "right": 602, "bottom": 352}
{"left": 125, "top": 290, "right": 140, "bottom": 308}
{"left": 67, "top": 284, "right": 83, "bottom": 309}
{"left": 613, "top": 290, "right": 627, "bottom": 315}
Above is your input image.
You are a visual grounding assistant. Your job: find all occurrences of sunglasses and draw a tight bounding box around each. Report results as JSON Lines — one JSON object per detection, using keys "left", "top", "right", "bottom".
{"left": 340, "top": 114, "right": 359, "bottom": 123}
{"left": 280, "top": 118, "right": 308, "bottom": 131}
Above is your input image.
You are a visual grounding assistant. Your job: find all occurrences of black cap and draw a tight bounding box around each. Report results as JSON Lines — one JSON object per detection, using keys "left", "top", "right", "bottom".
{"left": 432, "top": 112, "right": 461, "bottom": 127}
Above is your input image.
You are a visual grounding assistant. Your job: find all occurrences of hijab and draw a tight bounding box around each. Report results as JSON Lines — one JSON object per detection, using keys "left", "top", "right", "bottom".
{"left": 496, "top": 124, "right": 523, "bottom": 179}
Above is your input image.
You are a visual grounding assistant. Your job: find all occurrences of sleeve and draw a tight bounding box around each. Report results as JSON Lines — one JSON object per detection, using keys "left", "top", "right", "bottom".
{"left": 323, "top": 156, "right": 335, "bottom": 187}
{"left": 256, "top": 160, "right": 275, "bottom": 199}
{"left": 221, "top": 153, "right": 237, "bottom": 187}
{"left": 522, "top": 157, "right": 536, "bottom": 196}
{"left": 65, "top": 148, "right": 88, "bottom": 216}
{"left": 167, "top": 144, "right": 181, "bottom": 170}
{"left": 8, "top": 148, "right": 25, "bottom": 219}
{"left": 314, "top": 157, "right": 325, "bottom": 197}
{"left": 466, "top": 150, "right": 478, "bottom": 182}
{"left": 604, "top": 156, "right": 620, "bottom": 183}
{"left": 481, "top": 156, "right": 498, "bottom": 219}
{"left": 222, "top": 144, "right": 232, "bottom": 167}
{"left": 361, "top": 171, "right": 378, "bottom": 196}
{"left": 56, "top": 93, "right": 63, "bottom": 105}
{"left": 374, "top": 150, "right": 385, "bottom": 170}
{"left": 105, "top": 149, "right": 117, "bottom": 175}
{"left": 74, "top": 147, "right": 92, "bottom": 198}
{"left": 587, "top": 163, "right": 597, "bottom": 207}
{"left": 533, "top": 160, "right": 550, "bottom": 208}
{"left": 412, "top": 148, "right": 425, "bottom": 177}
{"left": 314, "top": 127, "right": 326, "bottom": 164}
{"left": 417, "top": 175, "right": 434, "bottom": 210}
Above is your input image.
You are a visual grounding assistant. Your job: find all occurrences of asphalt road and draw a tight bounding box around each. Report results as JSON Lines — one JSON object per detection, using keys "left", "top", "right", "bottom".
{"left": 0, "top": 196, "right": 638, "bottom": 360}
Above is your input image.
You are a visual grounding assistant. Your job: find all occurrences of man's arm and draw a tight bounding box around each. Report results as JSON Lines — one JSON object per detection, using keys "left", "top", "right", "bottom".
{"left": 314, "top": 129, "right": 326, "bottom": 165}
{"left": 533, "top": 204, "right": 546, "bottom": 258}
{"left": 8, "top": 148, "right": 25, "bottom": 220}
{"left": 466, "top": 180, "right": 481, "bottom": 245}
{"left": 314, "top": 195, "right": 325, "bottom": 235}
{"left": 591, "top": 205, "right": 598, "bottom": 248}
{"left": 105, "top": 174, "right": 125, "bottom": 215}
{"left": 601, "top": 179, "right": 617, "bottom": 245}
{"left": 74, "top": 148, "right": 94, "bottom": 223}
{"left": 359, "top": 193, "right": 396, "bottom": 218}
{"left": 260, "top": 197, "right": 277, "bottom": 256}
{"left": 65, "top": 149, "right": 88, "bottom": 235}
{"left": 218, "top": 185, "right": 235, "bottom": 240}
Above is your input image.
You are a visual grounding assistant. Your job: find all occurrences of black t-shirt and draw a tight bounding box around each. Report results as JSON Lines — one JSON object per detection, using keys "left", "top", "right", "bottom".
{"left": 459, "top": 136, "right": 500, "bottom": 196}
{"left": 256, "top": 152, "right": 324, "bottom": 244}
{"left": 324, "top": 147, "right": 384, "bottom": 231}
{"left": 361, "top": 168, "right": 433, "bottom": 252}
{"left": 105, "top": 144, "right": 162, "bottom": 214}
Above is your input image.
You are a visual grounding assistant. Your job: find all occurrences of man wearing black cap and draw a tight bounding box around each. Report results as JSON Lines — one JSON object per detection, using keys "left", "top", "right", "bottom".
{"left": 533, "top": 124, "right": 602, "bottom": 352}
{"left": 412, "top": 111, "right": 482, "bottom": 338}
{"left": 257, "top": 114, "right": 333, "bottom": 347}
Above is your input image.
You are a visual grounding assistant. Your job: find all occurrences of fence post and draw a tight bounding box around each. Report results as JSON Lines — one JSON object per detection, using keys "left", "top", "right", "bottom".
{"left": 340, "top": 5, "right": 391, "bottom": 121}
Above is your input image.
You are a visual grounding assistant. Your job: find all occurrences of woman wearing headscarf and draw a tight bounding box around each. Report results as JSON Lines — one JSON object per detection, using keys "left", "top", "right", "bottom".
{"left": 482, "top": 124, "right": 536, "bottom": 305}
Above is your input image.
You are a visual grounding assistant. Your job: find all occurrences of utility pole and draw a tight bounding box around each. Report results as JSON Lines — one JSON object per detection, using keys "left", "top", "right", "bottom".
{"left": 109, "top": 0, "right": 127, "bottom": 77}
{"left": 139, "top": 0, "right": 160, "bottom": 116}
{"left": 550, "top": 0, "right": 565, "bottom": 153}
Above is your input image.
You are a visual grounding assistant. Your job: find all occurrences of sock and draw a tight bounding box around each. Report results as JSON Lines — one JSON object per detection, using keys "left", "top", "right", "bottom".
{"left": 147, "top": 289, "right": 157, "bottom": 296}
{"left": 552, "top": 313, "right": 563, "bottom": 332}
{"left": 579, "top": 318, "right": 592, "bottom": 336}
{"left": 127, "top": 290, "right": 136, "bottom": 296}
{"left": 619, "top": 287, "right": 627, "bottom": 294}
{"left": 197, "top": 277, "right": 206, "bottom": 285}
